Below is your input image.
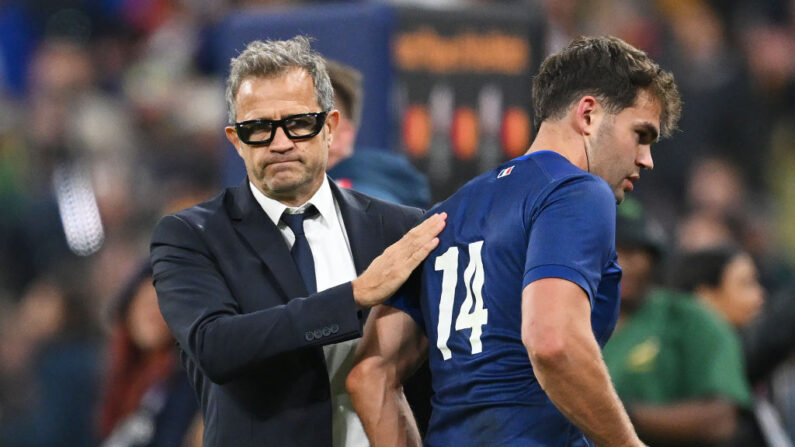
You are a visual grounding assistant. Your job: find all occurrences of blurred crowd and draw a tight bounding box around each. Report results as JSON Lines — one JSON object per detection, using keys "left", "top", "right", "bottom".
{"left": 0, "top": 0, "right": 793, "bottom": 446}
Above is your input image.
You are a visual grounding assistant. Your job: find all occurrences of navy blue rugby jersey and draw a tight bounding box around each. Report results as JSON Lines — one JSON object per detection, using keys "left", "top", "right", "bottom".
{"left": 388, "top": 151, "right": 622, "bottom": 446}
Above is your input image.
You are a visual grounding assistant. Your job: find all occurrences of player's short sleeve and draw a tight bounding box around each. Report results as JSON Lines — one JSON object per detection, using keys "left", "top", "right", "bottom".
{"left": 523, "top": 175, "right": 616, "bottom": 306}
{"left": 385, "top": 267, "right": 426, "bottom": 333}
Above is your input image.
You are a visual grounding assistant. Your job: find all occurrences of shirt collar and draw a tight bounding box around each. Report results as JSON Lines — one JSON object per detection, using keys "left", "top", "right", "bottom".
{"left": 249, "top": 176, "right": 336, "bottom": 226}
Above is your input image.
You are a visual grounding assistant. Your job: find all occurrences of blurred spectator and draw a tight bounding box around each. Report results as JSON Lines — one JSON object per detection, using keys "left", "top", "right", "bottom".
{"left": 97, "top": 262, "right": 198, "bottom": 447}
{"left": 0, "top": 93, "right": 29, "bottom": 294}
{"left": 673, "top": 127, "right": 795, "bottom": 445}
{"left": 5, "top": 36, "right": 125, "bottom": 294}
{"left": 0, "top": 261, "right": 102, "bottom": 447}
{"left": 677, "top": 153, "right": 790, "bottom": 298}
{"left": 762, "top": 93, "right": 795, "bottom": 440}
{"left": 658, "top": 0, "right": 764, "bottom": 190}
{"left": 675, "top": 210, "right": 736, "bottom": 252}
{"left": 586, "top": 0, "right": 662, "bottom": 56}
{"left": 670, "top": 245, "right": 795, "bottom": 446}
{"left": 326, "top": 59, "right": 431, "bottom": 208}
{"left": 604, "top": 199, "right": 752, "bottom": 446}
{"left": 0, "top": 2, "right": 36, "bottom": 96}
{"left": 742, "top": 276, "right": 795, "bottom": 445}
{"left": 685, "top": 157, "right": 746, "bottom": 219}
{"left": 538, "top": 0, "right": 578, "bottom": 55}
{"left": 325, "top": 61, "right": 363, "bottom": 170}
{"left": 741, "top": 20, "right": 795, "bottom": 112}
{"left": 671, "top": 245, "right": 764, "bottom": 329}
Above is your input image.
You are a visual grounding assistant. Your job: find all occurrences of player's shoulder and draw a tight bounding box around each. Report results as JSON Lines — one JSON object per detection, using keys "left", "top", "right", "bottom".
{"left": 496, "top": 151, "right": 611, "bottom": 196}
{"left": 509, "top": 151, "right": 613, "bottom": 211}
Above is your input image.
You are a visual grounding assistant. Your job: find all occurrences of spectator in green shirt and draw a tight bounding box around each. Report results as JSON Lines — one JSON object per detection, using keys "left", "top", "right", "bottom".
{"left": 670, "top": 245, "right": 776, "bottom": 446}
{"left": 604, "top": 199, "right": 752, "bottom": 446}
{"left": 671, "top": 245, "right": 764, "bottom": 331}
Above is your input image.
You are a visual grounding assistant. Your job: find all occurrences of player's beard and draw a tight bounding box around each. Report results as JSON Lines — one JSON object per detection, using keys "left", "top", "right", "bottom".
{"left": 585, "top": 116, "right": 629, "bottom": 203}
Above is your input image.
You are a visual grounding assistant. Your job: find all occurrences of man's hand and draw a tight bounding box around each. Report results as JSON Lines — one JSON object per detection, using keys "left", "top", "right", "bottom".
{"left": 352, "top": 212, "right": 446, "bottom": 308}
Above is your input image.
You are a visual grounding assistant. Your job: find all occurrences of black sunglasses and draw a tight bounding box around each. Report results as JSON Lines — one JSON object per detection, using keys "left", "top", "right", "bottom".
{"left": 234, "top": 111, "right": 329, "bottom": 146}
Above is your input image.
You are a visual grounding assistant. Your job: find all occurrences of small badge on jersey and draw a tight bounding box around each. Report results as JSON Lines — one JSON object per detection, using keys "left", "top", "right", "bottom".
{"left": 497, "top": 166, "right": 514, "bottom": 178}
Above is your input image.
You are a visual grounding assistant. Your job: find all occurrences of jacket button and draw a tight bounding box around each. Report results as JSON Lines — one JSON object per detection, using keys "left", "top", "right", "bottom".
{"left": 313, "top": 329, "right": 323, "bottom": 339}
{"left": 322, "top": 326, "right": 332, "bottom": 336}
{"left": 305, "top": 331, "right": 314, "bottom": 341}
{"left": 330, "top": 324, "right": 339, "bottom": 334}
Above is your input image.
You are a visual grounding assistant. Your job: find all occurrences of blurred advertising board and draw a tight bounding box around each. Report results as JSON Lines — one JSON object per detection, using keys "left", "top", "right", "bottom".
{"left": 393, "top": 5, "right": 543, "bottom": 201}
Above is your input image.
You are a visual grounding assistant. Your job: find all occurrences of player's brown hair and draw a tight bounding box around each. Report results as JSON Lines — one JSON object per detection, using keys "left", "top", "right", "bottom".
{"left": 532, "top": 36, "right": 681, "bottom": 138}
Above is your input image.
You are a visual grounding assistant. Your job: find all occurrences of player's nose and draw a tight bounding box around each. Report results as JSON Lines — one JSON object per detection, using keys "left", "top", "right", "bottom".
{"left": 636, "top": 145, "right": 653, "bottom": 170}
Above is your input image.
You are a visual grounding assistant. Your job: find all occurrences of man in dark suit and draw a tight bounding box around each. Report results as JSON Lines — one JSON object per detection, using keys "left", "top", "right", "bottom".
{"left": 150, "top": 36, "right": 445, "bottom": 447}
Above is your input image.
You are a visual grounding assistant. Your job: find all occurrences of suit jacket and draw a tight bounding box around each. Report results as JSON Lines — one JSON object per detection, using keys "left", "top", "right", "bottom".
{"left": 150, "top": 178, "right": 423, "bottom": 447}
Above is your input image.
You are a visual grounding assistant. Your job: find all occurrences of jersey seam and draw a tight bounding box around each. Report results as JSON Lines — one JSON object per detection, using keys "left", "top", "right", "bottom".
{"left": 523, "top": 263, "right": 594, "bottom": 300}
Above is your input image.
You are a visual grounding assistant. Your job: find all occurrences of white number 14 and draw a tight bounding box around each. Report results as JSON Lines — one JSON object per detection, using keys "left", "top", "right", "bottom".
{"left": 434, "top": 241, "right": 488, "bottom": 360}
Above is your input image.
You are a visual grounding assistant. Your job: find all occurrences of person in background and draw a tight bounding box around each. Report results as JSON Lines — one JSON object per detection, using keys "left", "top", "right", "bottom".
{"left": 603, "top": 199, "right": 752, "bottom": 446}
{"left": 672, "top": 245, "right": 764, "bottom": 331}
{"left": 669, "top": 245, "right": 786, "bottom": 446}
{"left": 325, "top": 60, "right": 430, "bottom": 209}
{"left": 0, "top": 262, "right": 101, "bottom": 447}
{"left": 97, "top": 262, "right": 198, "bottom": 447}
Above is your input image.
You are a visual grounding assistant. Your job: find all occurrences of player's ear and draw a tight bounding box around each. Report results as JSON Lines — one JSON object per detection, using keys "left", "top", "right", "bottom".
{"left": 575, "top": 96, "right": 599, "bottom": 136}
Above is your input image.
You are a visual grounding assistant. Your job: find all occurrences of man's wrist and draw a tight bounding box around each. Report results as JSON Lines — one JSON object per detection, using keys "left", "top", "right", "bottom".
{"left": 351, "top": 277, "right": 370, "bottom": 309}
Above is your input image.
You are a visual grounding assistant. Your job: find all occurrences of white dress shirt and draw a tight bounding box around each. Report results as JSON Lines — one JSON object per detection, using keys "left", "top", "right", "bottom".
{"left": 250, "top": 177, "right": 369, "bottom": 447}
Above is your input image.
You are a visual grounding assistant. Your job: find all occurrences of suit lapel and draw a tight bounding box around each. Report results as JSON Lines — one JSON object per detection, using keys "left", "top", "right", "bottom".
{"left": 330, "top": 180, "right": 384, "bottom": 275}
{"left": 227, "top": 181, "right": 307, "bottom": 300}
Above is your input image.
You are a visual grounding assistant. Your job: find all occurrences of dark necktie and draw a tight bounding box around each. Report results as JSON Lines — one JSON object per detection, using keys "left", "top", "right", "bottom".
{"left": 281, "top": 206, "right": 318, "bottom": 295}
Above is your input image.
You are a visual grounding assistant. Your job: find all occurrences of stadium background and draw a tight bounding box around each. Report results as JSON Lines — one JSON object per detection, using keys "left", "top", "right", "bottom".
{"left": 0, "top": 0, "right": 793, "bottom": 445}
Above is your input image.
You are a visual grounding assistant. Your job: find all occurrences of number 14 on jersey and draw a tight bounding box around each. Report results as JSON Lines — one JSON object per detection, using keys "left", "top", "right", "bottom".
{"left": 434, "top": 241, "right": 489, "bottom": 360}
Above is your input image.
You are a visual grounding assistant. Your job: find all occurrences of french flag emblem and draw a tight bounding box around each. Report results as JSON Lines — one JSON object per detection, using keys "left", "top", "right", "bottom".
{"left": 498, "top": 166, "right": 515, "bottom": 178}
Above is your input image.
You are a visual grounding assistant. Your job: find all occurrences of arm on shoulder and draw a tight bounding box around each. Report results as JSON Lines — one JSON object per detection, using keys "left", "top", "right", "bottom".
{"left": 347, "top": 304, "right": 427, "bottom": 447}
{"left": 522, "top": 278, "right": 644, "bottom": 447}
{"left": 151, "top": 214, "right": 362, "bottom": 383}
{"left": 151, "top": 211, "right": 445, "bottom": 384}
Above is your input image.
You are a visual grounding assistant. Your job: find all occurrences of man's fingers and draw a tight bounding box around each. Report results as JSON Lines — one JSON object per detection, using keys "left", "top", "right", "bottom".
{"left": 408, "top": 212, "right": 446, "bottom": 260}
{"left": 390, "top": 213, "right": 446, "bottom": 273}
{"left": 403, "top": 212, "right": 447, "bottom": 254}
{"left": 421, "top": 212, "right": 447, "bottom": 234}
{"left": 409, "top": 237, "right": 440, "bottom": 265}
{"left": 352, "top": 213, "right": 447, "bottom": 308}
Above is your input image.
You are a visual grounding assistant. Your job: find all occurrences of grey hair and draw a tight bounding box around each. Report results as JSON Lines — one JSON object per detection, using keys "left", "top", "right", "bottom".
{"left": 225, "top": 36, "right": 334, "bottom": 124}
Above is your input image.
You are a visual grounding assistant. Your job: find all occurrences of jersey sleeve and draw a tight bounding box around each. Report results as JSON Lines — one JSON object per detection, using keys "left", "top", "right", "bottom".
{"left": 384, "top": 266, "right": 427, "bottom": 333}
{"left": 523, "top": 175, "right": 617, "bottom": 307}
